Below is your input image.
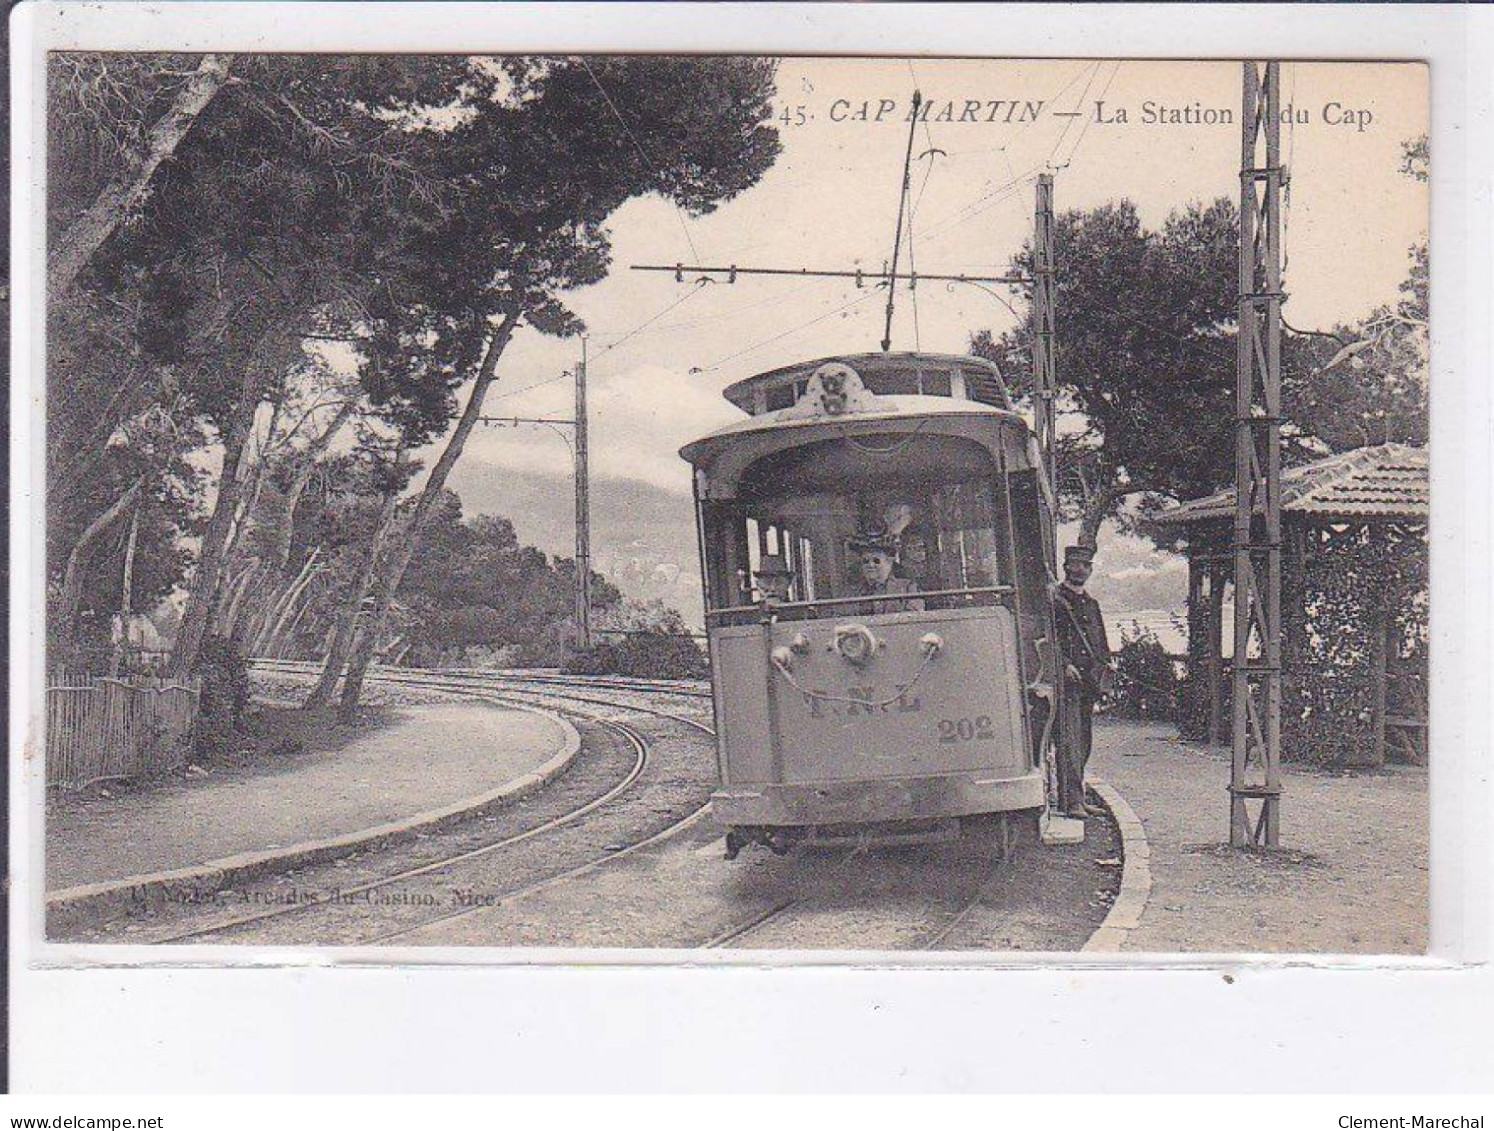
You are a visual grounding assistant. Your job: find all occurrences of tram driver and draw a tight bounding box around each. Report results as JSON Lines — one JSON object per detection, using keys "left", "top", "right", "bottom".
{"left": 753, "top": 553, "right": 795, "bottom": 602}
{"left": 848, "top": 525, "right": 924, "bottom": 615}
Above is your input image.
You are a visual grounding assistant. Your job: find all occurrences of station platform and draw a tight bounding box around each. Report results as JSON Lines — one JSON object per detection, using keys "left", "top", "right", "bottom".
{"left": 45, "top": 702, "right": 574, "bottom": 895}
{"left": 1089, "top": 720, "right": 1428, "bottom": 954}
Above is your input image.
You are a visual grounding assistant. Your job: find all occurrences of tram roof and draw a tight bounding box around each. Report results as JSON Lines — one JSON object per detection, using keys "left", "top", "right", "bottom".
{"left": 720, "top": 352, "right": 1010, "bottom": 415}
{"left": 679, "top": 393, "right": 1025, "bottom": 472}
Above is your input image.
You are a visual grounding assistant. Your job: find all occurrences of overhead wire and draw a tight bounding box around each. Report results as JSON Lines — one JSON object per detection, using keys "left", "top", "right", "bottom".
{"left": 1050, "top": 60, "right": 1121, "bottom": 171}
{"left": 693, "top": 286, "right": 883, "bottom": 374}
{"left": 488, "top": 280, "right": 715, "bottom": 409}
{"left": 484, "top": 369, "right": 572, "bottom": 405}
{"left": 915, "top": 163, "right": 1045, "bottom": 246}
{"left": 906, "top": 62, "right": 1095, "bottom": 247}
{"left": 590, "top": 277, "right": 712, "bottom": 361}
{"left": 610, "top": 276, "right": 823, "bottom": 338}
{"left": 580, "top": 56, "right": 704, "bottom": 266}
{"left": 1043, "top": 60, "right": 1105, "bottom": 170}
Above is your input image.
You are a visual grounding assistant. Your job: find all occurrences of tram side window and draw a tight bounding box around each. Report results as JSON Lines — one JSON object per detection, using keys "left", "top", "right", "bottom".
{"left": 930, "top": 480, "right": 1005, "bottom": 591}
{"left": 764, "top": 380, "right": 808, "bottom": 412}
{"left": 735, "top": 494, "right": 850, "bottom": 605}
{"left": 1007, "top": 469, "right": 1058, "bottom": 684}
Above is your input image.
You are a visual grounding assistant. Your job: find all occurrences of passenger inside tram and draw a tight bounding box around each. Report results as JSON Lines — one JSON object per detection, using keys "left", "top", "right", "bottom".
{"left": 715, "top": 432, "right": 1041, "bottom": 622}
{"left": 849, "top": 535, "right": 925, "bottom": 615}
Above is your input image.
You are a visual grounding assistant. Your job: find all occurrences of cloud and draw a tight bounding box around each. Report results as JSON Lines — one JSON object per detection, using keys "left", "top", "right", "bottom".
{"left": 458, "top": 357, "right": 740, "bottom": 497}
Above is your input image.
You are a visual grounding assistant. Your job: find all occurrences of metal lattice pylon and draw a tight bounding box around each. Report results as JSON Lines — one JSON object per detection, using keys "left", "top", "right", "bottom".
{"left": 1231, "top": 61, "right": 1285, "bottom": 847}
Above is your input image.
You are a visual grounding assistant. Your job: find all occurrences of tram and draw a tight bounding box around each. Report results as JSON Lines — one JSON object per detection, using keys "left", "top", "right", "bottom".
{"left": 680, "top": 352, "right": 1060, "bottom": 857}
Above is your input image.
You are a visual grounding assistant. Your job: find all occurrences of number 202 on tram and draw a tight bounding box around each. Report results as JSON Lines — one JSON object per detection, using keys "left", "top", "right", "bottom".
{"left": 679, "top": 352, "right": 1060, "bottom": 858}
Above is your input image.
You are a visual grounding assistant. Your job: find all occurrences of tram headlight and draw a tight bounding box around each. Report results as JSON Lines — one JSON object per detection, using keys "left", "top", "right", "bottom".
{"left": 833, "top": 624, "right": 878, "bottom": 667}
{"left": 771, "top": 645, "right": 795, "bottom": 672}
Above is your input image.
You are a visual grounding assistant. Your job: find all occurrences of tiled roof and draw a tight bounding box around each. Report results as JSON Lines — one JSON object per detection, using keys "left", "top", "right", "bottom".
{"left": 1153, "top": 443, "right": 1428, "bottom": 525}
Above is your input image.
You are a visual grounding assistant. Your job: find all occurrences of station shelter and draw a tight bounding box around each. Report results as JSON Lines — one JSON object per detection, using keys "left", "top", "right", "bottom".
{"left": 1153, "top": 443, "right": 1428, "bottom": 767}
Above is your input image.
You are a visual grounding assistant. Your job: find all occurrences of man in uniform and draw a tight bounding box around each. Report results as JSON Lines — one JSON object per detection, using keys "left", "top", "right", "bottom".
{"left": 753, "top": 554, "right": 795, "bottom": 603}
{"left": 1052, "top": 539, "right": 1112, "bottom": 819}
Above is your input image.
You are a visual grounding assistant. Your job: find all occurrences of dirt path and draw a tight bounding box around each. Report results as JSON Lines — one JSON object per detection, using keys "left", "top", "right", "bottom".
{"left": 1090, "top": 720, "right": 1428, "bottom": 953}
{"left": 47, "top": 702, "right": 566, "bottom": 891}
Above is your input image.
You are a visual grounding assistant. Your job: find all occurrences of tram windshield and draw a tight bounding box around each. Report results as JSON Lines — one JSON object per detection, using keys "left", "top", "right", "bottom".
{"left": 699, "top": 432, "right": 1047, "bottom": 622}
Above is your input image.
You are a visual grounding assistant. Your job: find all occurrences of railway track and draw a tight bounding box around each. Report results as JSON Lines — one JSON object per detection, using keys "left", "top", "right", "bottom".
{"left": 251, "top": 658, "right": 712, "bottom": 702}
{"left": 247, "top": 666, "right": 1035, "bottom": 951}
{"left": 103, "top": 664, "right": 1119, "bottom": 950}
{"left": 138, "top": 669, "right": 717, "bottom": 946}
{"left": 697, "top": 838, "right": 1024, "bottom": 952}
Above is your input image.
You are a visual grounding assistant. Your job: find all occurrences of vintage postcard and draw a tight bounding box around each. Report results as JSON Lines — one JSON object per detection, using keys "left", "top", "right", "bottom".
{"left": 30, "top": 50, "right": 1431, "bottom": 957}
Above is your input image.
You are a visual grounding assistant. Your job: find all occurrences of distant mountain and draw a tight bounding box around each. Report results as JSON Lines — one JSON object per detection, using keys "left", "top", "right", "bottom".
{"left": 449, "top": 461, "right": 706, "bottom": 624}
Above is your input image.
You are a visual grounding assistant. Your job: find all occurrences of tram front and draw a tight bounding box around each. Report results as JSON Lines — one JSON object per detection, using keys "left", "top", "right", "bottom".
{"left": 681, "top": 360, "right": 1056, "bottom": 854}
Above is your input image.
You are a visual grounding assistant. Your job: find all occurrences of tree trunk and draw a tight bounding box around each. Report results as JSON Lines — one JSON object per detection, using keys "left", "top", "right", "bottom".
{"left": 336, "top": 313, "right": 521, "bottom": 720}
{"left": 1078, "top": 485, "right": 1118, "bottom": 545}
{"left": 224, "top": 561, "right": 271, "bottom": 647}
{"left": 49, "top": 54, "right": 235, "bottom": 299}
{"left": 55, "top": 479, "right": 142, "bottom": 659}
{"left": 303, "top": 480, "right": 403, "bottom": 710}
{"left": 218, "top": 413, "right": 268, "bottom": 576}
{"left": 171, "top": 326, "right": 304, "bottom": 675}
{"left": 269, "top": 399, "right": 356, "bottom": 570}
{"left": 271, "top": 582, "right": 320, "bottom": 659}
{"left": 254, "top": 549, "right": 321, "bottom": 654}
{"left": 108, "top": 499, "right": 143, "bottom": 676}
{"left": 170, "top": 404, "right": 256, "bottom": 675}
{"left": 224, "top": 398, "right": 353, "bottom": 651}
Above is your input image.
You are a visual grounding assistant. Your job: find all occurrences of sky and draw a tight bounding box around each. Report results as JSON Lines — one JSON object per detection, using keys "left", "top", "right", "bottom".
{"left": 440, "top": 57, "right": 1429, "bottom": 630}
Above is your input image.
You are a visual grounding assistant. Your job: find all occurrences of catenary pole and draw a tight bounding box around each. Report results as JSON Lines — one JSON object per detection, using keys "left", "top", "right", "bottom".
{"left": 1231, "top": 61, "right": 1284, "bottom": 847}
{"left": 574, "top": 341, "right": 593, "bottom": 650}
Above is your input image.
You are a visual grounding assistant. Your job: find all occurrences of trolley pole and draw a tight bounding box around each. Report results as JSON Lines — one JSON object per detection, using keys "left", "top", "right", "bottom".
{"left": 574, "top": 342, "right": 593, "bottom": 651}
{"left": 1032, "top": 173, "right": 1059, "bottom": 548}
{"left": 1230, "top": 61, "right": 1285, "bottom": 847}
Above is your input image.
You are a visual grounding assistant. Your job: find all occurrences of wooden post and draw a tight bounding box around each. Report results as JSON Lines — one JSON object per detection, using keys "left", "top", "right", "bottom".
{"left": 1370, "top": 600, "right": 1388, "bottom": 768}
{"left": 1209, "top": 563, "right": 1227, "bottom": 744}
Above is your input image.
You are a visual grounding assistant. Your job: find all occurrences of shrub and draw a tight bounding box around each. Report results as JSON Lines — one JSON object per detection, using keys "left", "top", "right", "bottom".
{"left": 1109, "top": 622, "right": 1180, "bottom": 722}
{"left": 563, "top": 633, "right": 709, "bottom": 680}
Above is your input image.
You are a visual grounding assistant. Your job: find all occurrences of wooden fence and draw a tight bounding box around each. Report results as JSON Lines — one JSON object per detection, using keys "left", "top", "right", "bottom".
{"left": 46, "top": 675, "right": 201, "bottom": 791}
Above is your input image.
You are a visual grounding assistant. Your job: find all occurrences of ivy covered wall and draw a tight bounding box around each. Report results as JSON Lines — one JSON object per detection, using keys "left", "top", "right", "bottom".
{"left": 1178, "top": 517, "right": 1428, "bottom": 766}
{"left": 1283, "top": 521, "right": 1428, "bottom": 766}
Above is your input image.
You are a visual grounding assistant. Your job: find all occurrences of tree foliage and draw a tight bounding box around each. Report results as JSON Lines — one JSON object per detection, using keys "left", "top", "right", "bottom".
{"left": 278, "top": 484, "right": 631, "bottom": 669}
{"left": 328, "top": 55, "right": 779, "bottom": 715}
{"left": 973, "top": 198, "right": 1239, "bottom": 538}
{"left": 1283, "top": 242, "right": 1428, "bottom": 452}
{"left": 393, "top": 492, "right": 622, "bottom": 667}
{"left": 47, "top": 53, "right": 780, "bottom": 698}
{"left": 975, "top": 179, "right": 1428, "bottom": 542}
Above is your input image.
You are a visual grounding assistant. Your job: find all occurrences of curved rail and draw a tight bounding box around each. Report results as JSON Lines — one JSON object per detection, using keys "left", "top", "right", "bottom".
{"left": 251, "top": 658, "right": 712, "bottom": 701}
{"left": 153, "top": 672, "right": 715, "bottom": 945}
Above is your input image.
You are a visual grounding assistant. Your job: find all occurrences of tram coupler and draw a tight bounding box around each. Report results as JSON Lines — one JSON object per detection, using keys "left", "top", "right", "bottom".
{"left": 724, "top": 826, "right": 805, "bottom": 859}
